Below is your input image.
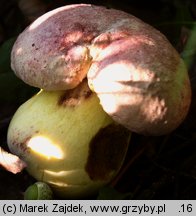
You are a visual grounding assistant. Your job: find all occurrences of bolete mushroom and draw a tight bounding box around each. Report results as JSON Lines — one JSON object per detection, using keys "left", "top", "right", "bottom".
{"left": 7, "top": 4, "right": 191, "bottom": 198}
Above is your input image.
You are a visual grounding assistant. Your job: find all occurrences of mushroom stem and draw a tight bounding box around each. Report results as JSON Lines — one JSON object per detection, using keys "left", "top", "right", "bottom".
{"left": 7, "top": 79, "right": 131, "bottom": 198}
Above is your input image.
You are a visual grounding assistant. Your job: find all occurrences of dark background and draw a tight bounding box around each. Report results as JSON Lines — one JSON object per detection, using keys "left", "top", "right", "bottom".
{"left": 0, "top": 0, "right": 196, "bottom": 199}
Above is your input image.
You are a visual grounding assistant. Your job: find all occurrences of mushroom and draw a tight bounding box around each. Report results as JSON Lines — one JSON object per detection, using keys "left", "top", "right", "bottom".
{"left": 7, "top": 4, "right": 191, "bottom": 198}
{"left": 10, "top": 4, "right": 191, "bottom": 135}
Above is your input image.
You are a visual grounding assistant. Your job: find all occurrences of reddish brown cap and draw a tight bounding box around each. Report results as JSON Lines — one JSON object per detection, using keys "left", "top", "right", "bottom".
{"left": 11, "top": 4, "right": 191, "bottom": 135}
{"left": 11, "top": 4, "right": 136, "bottom": 90}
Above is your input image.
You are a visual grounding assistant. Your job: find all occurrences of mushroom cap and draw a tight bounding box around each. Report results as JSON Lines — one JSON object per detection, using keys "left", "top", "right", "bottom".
{"left": 11, "top": 4, "right": 137, "bottom": 90}
{"left": 88, "top": 37, "right": 191, "bottom": 135}
{"left": 11, "top": 4, "right": 191, "bottom": 135}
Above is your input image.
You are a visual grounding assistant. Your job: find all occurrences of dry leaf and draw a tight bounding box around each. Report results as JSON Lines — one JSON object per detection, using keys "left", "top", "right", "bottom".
{"left": 0, "top": 147, "right": 26, "bottom": 174}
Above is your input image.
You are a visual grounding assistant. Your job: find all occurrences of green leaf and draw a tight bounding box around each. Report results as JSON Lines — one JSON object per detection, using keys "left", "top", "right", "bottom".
{"left": 181, "top": 24, "right": 196, "bottom": 68}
